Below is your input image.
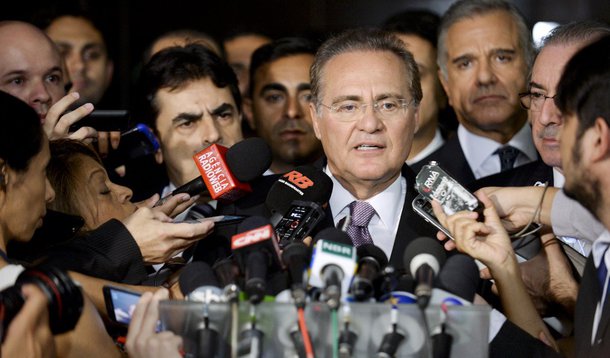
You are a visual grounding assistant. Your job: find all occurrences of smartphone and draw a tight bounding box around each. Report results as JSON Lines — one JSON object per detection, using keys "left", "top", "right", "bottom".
{"left": 180, "top": 215, "right": 247, "bottom": 227}
{"left": 412, "top": 194, "right": 456, "bottom": 241}
{"left": 274, "top": 201, "right": 325, "bottom": 248}
{"left": 103, "top": 286, "right": 142, "bottom": 326}
{"left": 70, "top": 110, "right": 129, "bottom": 132}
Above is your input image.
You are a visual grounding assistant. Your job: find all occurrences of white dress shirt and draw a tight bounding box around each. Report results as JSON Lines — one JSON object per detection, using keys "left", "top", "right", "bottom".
{"left": 325, "top": 166, "right": 406, "bottom": 259}
{"left": 457, "top": 124, "right": 538, "bottom": 179}
{"left": 406, "top": 129, "right": 445, "bottom": 166}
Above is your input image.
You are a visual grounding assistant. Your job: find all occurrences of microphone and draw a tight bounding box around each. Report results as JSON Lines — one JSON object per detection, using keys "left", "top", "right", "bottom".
{"left": 436, "top": 254, "right": 480, "bottom": 303}
{"left": 231, "top": 216, "right": 282, "bottom": 304}
{"left": 350, "top": 244, "right": 389, "bottom": 301}
{"left": 212, "top": 258, "right": 240, "bottom": 303}
{"left": 308, "top": 228, "right": 357, "bottom": 309}
{"left": 178, "top": 262, "right": 225, "bottom": 358}
{"left": 403, "top": 237, "right": 447, "bottom": 308}
{"left": 155, "top": 137, "right": 271, "bottom": 206}
{"left": 281, "top": 242, "right": 311, "bottom": 308}
{"left": 266, "top": 166, "right": 333, "bottom": 247}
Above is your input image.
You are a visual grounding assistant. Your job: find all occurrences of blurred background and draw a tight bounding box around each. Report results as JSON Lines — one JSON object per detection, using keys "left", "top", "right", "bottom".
{"left": 5, "top": 0, "right": 609, "bottom": 109}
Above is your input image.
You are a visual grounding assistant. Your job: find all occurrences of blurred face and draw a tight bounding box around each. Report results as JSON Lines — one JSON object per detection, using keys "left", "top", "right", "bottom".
{"left": 560, "top": 113, "right": 601, "bottom": 216}
{"left": 155, "top": 78, "right": 243, "bottom": 186}
{"left": 46, "top": 16, "right": 113, "bottom": 106}
{"left": 224, "top": 34, "right": 271, "bottom": 96}
{"left": 0, "top": 137, "right": 55, "bottom": 244}
{"left": 396, "top": 34, "right": 445, "bottom": 137}
{"left": 528, "top": 43, "right": 582, "bottom": 168}
{"left": 247, "top": 54, "right": 322, "bottom": 172}
{"left": 0, "top": 23, "right": 66, "bottom": 122}
{"left": 440, "top": 11, "right": 528, "bottom": 137}
{"left": 310, "top": 50, "right": 419, "bottom": 198}
{"left": 74, "top": 154, "right": 136, "bottom": 229}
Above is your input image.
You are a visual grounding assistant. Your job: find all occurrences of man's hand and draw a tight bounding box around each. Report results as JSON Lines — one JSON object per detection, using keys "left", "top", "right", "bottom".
{"left": 96, "top": 131, "right": 121, "bottom": 157}
{"left": 122, "top": 207, "right": 214, "bottom": 264}
{"left": 43, "top": 92, "right": 97, "bottom": 142}
{"left": 135, "top": 193, "right": 200, "bottom": 219}
{"left": 1, "top": 285, "right": 55, "bottom": 358}
{"left": 126, "top": 289, "right": 182, "bottom": 358}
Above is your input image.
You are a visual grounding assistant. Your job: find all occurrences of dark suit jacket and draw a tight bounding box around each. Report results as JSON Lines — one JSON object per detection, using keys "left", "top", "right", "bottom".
{"left": 574, "top": 254, "right": 610, "bottom": 356}
{"left": 470, "top": 160, "right": 554, "bottom": 191}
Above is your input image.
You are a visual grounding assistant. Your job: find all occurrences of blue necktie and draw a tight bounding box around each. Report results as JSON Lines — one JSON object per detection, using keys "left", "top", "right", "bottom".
{"left": 598, "top": 246, "right": 609, "bottom": 300}
{"left": 494, "top": 146, "right": 521, "bottom": 172}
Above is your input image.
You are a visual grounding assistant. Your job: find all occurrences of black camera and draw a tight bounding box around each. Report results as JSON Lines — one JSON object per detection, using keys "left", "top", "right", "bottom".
{"left": 0, "top": 265, "right": 84, "bottom": 341}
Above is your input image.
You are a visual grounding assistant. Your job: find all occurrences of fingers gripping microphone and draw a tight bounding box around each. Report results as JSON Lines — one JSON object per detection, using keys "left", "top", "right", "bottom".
{"left": 403, "top": 237, "right": 447, "bottom": 309}
{"left": 350, "top": 244, "right": 389, "bottom": 301}
{"left": 308, "top": 228, "right": 357, "bottom": 310}
{"left": 155, "top": 137, "right": 271, "bottom": 205}
{"left": 231, "top": 216, "right": 282, "bottom": 304}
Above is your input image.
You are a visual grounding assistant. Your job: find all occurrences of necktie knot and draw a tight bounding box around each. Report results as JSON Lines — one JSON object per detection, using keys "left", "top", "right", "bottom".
{"left": 346, "top": 201, "right": 376, "bottom": 247}
{"left": 494, "top": 145, "right": 521, "bottom": 172}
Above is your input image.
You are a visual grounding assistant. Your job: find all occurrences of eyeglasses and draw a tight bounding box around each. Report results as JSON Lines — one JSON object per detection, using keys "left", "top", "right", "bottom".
{"left": 519, "top": 92, "right": 556, "bottom": 112}
{"left": 317, "top": 97, "right": 415, "bottom": 122}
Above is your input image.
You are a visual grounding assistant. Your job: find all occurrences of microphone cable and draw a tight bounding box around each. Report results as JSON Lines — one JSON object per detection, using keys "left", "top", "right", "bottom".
{"left": 297, "top": 307, "right": 315, "bottom": 358}
{"left": 331, "top": 309, "right": 339, "bottom": 358}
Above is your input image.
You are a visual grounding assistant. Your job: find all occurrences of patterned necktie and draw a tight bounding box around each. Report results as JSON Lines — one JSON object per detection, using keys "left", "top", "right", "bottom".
{"left": 494, "top": 146, "right": 521, "bottom": 172}
{"left": 345, "top": 201, "right": 376, "bottom": 247}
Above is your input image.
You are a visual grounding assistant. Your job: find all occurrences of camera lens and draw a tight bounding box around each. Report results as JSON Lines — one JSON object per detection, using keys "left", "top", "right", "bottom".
{"left": 0, "top": 265, "right": 84, "bottom": 340}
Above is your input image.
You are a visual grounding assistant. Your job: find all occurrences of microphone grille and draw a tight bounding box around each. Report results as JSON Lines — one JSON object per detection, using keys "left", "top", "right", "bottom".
{"left": 226, "top": 137, "right": 272, "bottom": 182}
{"left": 402, "top": 237, "right": 446, "bottom": 274}
{"left": 179, "top": 261, "right": 219, "bottom": 296}
{"left": 313, "top": 227, "right": 353, "bottom": 246}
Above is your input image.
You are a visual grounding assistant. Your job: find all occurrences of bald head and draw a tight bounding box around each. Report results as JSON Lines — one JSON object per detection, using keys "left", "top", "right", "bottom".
{"left": 0, "top": 21, "right": 67, "bottom": 121}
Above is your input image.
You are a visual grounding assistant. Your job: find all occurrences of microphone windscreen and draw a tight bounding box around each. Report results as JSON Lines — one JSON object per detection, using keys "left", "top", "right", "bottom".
{"left": 226, "top": 137, "right": 272, "bottom": 182}
{"left": 357, "top": 244, "right": 389, "bottom": 268}
{"left": 265, "top": 165, "right": 333, "bottom": 215}
{"left": 179, "top": 261, "right": 220, "bottom": 296}
{"left": 236, "top": 215, "right": 271, "bottom": 233}
{"left": 314, "top": 227, "right": 353, "bottom": 246}
{"left": 436, "top": 254, "right": 479, "bottom": 302}
{"left": 402, "top": 237, "right": 447, "bottom": 274}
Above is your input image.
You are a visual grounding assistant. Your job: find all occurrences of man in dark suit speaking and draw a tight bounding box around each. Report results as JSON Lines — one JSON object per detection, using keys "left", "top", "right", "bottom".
{"left": 308, "top": 28, "right": 435, "bottom": 268}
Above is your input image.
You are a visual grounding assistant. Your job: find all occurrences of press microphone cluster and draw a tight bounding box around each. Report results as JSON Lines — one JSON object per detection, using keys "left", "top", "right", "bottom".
{"left": 155, "top": 137, "right": 271, "bottom": 206}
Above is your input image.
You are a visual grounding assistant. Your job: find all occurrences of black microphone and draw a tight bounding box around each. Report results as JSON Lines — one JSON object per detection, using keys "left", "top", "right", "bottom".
{"left": 403, "top": 237, "right": 447, "bottom": 308}
{"left": 178, "top": 261, "right": 225, "bottom": 358}
{"left": 155, "top": 137, "right": 271, "bottom": 206}
{"left": 436, "top": 253, "right": 480, "bottom": 302}
{"left": 350, "top": 244, "right": 389, "bottom": 301}
{"left": 212, "top": 258, "right": 240, "bottom": 303}
{"left": 231, "top": 216, "right": 282, "bottom": 304}
{"left": 281, "top": 242, "right": 311, "bottom": 308}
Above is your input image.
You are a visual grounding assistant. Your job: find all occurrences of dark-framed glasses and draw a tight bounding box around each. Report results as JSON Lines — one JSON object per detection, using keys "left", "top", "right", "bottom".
{"left": 519, "top": 92, "right": 556, "bottom": 112}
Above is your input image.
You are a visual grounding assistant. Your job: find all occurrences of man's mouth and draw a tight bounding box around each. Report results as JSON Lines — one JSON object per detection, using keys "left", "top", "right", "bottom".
{"left": 355, "top": 144, "right": 383, "bottom": 150}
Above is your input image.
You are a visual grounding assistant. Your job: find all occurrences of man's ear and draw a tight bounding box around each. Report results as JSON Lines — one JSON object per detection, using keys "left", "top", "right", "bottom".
{"left": 242, "top": 98, "right": 256, "bottom": 130}
{"left": 309, "top": 102, "right": 322, "bottom": 140}
{"left": 592, "top": 117, "right": 610, "bottom": 162}
{"left": 0, "top": 161, "right": 6, "bottom": 191}
{"left": 154, "top": 148, "right": 164, "bottom": 165}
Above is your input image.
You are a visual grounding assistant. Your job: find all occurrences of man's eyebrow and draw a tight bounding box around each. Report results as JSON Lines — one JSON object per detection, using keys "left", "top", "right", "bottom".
{"left": 210, "top": 103, "right": 234, "bottom": 116}
{"left": 259, "top": 83, "right": 287, "bottom": 95}
{"left": 330, "top": 95, "right": 361, "bottom": 103}
{"left": 297, "top": 83, "right": 311, "bottom": 92}
{"left": 529, "top": 81, "right": 546, "bottom": 91}
{"left": 493, "top": 48, "right": 516, "bottom": 56}
{"left": 82, "top": 43, "right": 106, "bottom": 52}
{"left": 171, "top": 111, "right": 203, "bottom": 124}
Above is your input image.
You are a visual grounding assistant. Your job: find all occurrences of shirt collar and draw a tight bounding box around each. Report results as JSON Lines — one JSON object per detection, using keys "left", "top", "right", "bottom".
{"left": 458, "top": 123, "right": 538, "bottom": 174}
{"left": 407, "top": 129, "right": 445, "bottom": 165}
{"left": 593, "top": 230, "right": 610, "bottom": 269}
{"left": 325, "top": 166, "right": 403, "bottom": 231}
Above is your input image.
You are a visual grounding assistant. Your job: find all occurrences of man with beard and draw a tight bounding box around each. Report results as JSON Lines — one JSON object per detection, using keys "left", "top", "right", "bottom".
{"left": 244, "top": 37, "right": 323, "bottom": 174}
{"left": 413, "top": 0, "right": 538, "bottom": 187}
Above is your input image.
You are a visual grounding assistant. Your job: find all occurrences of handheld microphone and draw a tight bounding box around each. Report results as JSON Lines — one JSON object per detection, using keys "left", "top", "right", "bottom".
{"left": 308, "top": 228, "right": 356, "bottom": 309}
{"left": 155, "top": 137, "right": 271, "bottom": 206}
{"left": 403, "top": 237, "right": 447, "bottom": 308}
{"left": 212, "top": 258, "right": 240, "bottom": 303}
{"left": 436, "top": 254, "right": 480, "bottom": 303}
{"left": 350, "top": 244, "right": 389, "bottom": 301}
{"left": 231, "top": 216, "right": 282, "bottom": 304}
{"left": 266, "top": 166, "right": 333, "bottom": 247}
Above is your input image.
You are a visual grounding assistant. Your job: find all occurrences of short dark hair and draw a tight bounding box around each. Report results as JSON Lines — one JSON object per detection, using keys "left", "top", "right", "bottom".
{"left": 541, "top": 21, "right": 610, "bottom": 48}
{"left": 248, "top": 37, "right": 317, "bottom": 97}
{"left": 310, "top": 28, "right": 422, "bottom": 108}
{"left": 437, "top": 0, "right": 534, "bottom": 78}
{"left": 556, "top": 35, "right": 610, "bottom": 140}
{"left": 382, "top": 9, "right": 441, "bottom": 49}
{"left": 136, "top": 44, "right": 241, "bottom": 132}
{"left": 144, "top": 29, "right": 222, "bottom": 61}
{"left": 0, "top": 91, "right": 44, "bottom": 173}
{"left": 47, "top": 139, "right": 102, "bottom": 218}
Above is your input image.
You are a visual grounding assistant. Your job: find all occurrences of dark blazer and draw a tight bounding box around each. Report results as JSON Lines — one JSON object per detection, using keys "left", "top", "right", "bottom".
{"left": 574, "top": 254, "right": 610, "bottom": 356}
{"left": 470, "top": 160, "right": 554, "bottom": 191}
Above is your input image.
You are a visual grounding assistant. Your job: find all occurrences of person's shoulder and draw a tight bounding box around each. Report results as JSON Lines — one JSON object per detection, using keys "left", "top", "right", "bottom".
{"left": 469, "top": 160, "right": 553, "bottom": 191}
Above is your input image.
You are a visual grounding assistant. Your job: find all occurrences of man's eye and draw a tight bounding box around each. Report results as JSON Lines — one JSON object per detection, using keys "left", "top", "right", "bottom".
{"left": 83, "top": 50, "right": 102, "bottom": 62}
{"left": 496, "top": 54, "right": 513, "bottom": 63}
{"left": 530, "top": 93, "right": 545, "bottom": 99}
{"left": 216, "top": 112, "right": 234, "bottom": 123}
{"left": 47, "top": 74, "right": 62, "bottom": 84}
{"left": 336, "top": 102, "right": 359, "bottom": 113}
{"left": 10, "top": 77, "right": 24, "bottom": 85}
{"left": 264, "top": 93, "right": 284, "bottom": 104}
{"left": 379, "top": 100, "right": 398, "bottom": 111}
{"left": 300, "top": 93, "right": 313, "bottom": 103}
{"left": 177, "top": 121, "right": 195, "bottom": 128}
{"left": 456, "top": 59, "right": 472, "bottom": 69}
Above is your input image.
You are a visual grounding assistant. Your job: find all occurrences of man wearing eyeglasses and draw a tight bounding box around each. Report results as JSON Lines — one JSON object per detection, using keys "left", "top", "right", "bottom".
{"left": 309, "top": 28, "right": 436, "bottom": 265}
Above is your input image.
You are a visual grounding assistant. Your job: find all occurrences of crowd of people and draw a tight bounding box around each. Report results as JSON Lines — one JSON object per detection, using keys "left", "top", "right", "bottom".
{"left": 0, "top": 0, "right": 609, "bottom": 356}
